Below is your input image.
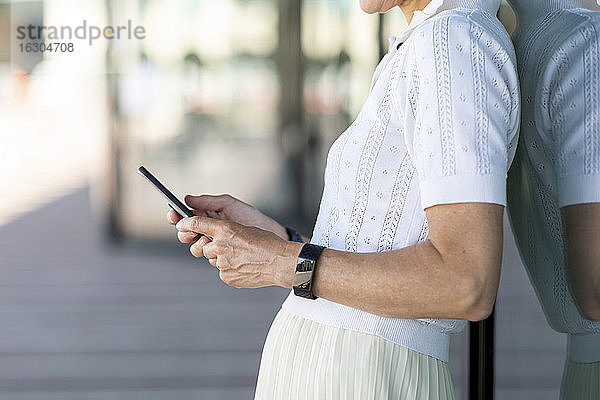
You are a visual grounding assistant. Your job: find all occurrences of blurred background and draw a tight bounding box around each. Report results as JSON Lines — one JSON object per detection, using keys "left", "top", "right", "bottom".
{"left": 0, "top": 0, "right": 563, "bottom": 399}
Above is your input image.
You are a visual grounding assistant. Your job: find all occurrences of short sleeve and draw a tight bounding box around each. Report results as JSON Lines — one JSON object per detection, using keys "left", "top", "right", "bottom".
{"left": 404, "top": 14, "right": 519, "bottom": 210}
{"left": 544, "top": 19, "right": 600, "bottom": 207}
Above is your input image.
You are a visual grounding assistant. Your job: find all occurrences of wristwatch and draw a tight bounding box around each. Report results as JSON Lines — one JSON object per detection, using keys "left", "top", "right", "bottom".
{"left": 293, "top": 243, "right": 326, "bottom": 300}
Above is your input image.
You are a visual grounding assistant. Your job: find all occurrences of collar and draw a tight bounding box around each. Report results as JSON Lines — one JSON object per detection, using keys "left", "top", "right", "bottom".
{"left": 392, "top": 0, "right": 501, "bottom": 44}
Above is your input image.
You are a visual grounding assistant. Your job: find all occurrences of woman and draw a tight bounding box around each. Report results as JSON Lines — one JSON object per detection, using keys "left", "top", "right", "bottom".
{"left": 505, "top": 0, "right": 600, "bottom": 398}
{"left": 169, "top": 0, "right": 520, "bottom": 398}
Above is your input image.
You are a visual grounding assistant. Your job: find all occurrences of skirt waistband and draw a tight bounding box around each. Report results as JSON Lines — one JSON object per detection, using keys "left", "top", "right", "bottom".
{"left": 567, "top": 333, "right": 600, "bottom": 363}
{"left": 282, "top": 292, "right": 451, "bottom": 362}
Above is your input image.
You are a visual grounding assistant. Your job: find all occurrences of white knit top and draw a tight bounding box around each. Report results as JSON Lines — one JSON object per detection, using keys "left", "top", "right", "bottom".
{"left": 281, "top": 0, "right": 520, "bottom": 362}
{"left": 506, "top": 0, "right": 600, "bottom": 363}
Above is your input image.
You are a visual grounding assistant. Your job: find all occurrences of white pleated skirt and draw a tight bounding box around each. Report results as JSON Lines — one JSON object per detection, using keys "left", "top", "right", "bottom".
{"left": 254, "top": 308, "right": 455, "bottom": 400}
{"left": 560, "top": 357, "right": 600, "bottom": 400}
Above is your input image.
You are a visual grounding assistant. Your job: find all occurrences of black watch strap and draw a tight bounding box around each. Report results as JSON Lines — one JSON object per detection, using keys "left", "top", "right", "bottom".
{"left": 293, "top": 243, "right": 325, "bottom": 300}
{"left": 286, "top": 226, "right": 304, "bottom": 243}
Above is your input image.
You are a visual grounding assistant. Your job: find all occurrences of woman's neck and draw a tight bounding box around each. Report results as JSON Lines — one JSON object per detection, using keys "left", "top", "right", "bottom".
{"left": 400, "top": 0, "right": 434, "bottom": 24}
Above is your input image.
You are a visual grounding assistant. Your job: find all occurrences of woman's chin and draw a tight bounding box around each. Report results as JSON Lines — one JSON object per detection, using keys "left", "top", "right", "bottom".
{"left": 360, "top": 0, "right": 386, "bottom": 14}
{"left": 360, "top": 6, "right": 379, "bottom": 13}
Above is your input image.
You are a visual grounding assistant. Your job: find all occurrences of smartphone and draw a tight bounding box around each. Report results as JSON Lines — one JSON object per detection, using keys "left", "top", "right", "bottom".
{"left": 137, "top": 166, "right": 195, "bottom": 218}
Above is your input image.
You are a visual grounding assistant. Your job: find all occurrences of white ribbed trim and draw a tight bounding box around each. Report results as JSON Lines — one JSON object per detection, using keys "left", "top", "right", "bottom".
{"left": 419, "top": 174, "right": 507, "bottom": 210}
{"left": 557, "top": 175, "right": 600, "bottom": 207}
{"left": 281, "top": 292, "right": 451, "bottom": 362}
{"left": 567, "top": 334, "right": 600, "bottom": 363}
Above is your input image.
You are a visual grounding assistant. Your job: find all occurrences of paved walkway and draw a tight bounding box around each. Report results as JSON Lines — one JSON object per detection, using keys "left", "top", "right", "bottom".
{"left": 0, "top": 187, "right": 565, "bottom": 399}
{"left": 0, "top": 187, "right": 288, "bottom": 399}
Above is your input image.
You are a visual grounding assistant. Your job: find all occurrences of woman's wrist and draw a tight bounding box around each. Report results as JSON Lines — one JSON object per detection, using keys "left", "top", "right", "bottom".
{"left": 264, "top": 220, "right": 289, "bottom": 241}
{"left": 278, "top": 241, "right": 305, "bottom": 288}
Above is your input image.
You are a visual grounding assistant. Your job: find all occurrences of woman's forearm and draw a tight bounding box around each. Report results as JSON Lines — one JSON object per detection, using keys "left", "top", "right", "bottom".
{"left": 562, "top": 203, "right": 600, "bottom": 321}
{"left": 296, "top": 203, "right": 504, "bottom": 322}
{"left": 308, "top": 240, "right": 493, "bottom": 321}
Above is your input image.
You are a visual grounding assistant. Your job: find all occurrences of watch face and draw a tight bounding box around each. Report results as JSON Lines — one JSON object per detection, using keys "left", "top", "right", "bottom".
{"left": 297, "top": 259, "right": 313, "bottom": 272}
{"left": 293, "top": 259, "right": 314, "bottom": 289}
{"left": 293, "top": 244, "right": 324, "bottom": 300}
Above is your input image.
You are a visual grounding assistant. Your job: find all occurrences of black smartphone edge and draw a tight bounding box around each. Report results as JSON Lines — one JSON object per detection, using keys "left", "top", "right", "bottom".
{"left": 137, "top": 166, "right": 195, "bottom": 218}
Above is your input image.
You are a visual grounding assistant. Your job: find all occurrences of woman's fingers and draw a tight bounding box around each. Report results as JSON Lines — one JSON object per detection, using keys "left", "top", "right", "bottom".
{"left": 167, "top": 209, "right": 212, "bottom": 224}
{"left": 178, "top": 230, "right": 200, "bottom": 244}
{"left": 181, "top": 232, "right": 212, "bottom": 246}
{"left": 167, "top": 209, "right": 182, "bottom": 225}
{"left": 176, "top": 216, "right": 224, "bottom": 237}
{"left": 189, "top": 235, "right": 212, "bottom": 258}
{"left": 177, "top": 217, "right": 235, "bottom": 267}
{"left": 201, "top": 240, "right": 218, "bottom": 260}
{"left": 169, "top": 209, "right": 208, "bottom": 224}
{"left": 185, "top": 194, "right": 233, "bottom": 214}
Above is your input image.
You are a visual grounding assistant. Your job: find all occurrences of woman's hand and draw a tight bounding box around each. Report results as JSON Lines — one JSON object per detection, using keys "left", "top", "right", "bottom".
{"left": 175, "top": 216, "right": 303, "bottom": 289}
{"left": 167, "top": 194, "right": 289, "bottom": 245}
